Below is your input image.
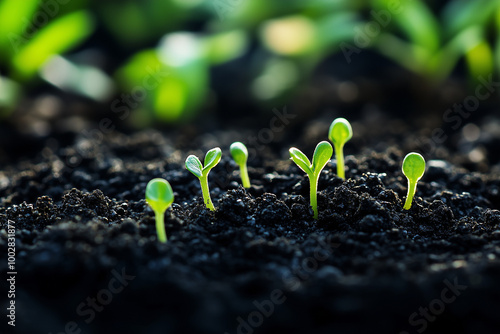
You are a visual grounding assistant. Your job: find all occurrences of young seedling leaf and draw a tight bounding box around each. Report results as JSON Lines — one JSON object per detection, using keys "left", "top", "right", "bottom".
{"left": 230, "top": 142, "right": 251, "bottom": 188}
{"left": 402, "top": 153, "right": 426, "bottom": 181}
{"left": 185, "top": 147, "right": 221, "bottom": 211}
{"left": 230, "top": 142, "right": 248, "bottom": 166}
{"left": 145, "top": 178, "right": 174, "bottom": 213}
{"left": 402, "top": 152, "right": 426, "bottom": 210}
{"left": 289, "top": 142, "right": 333, "bottom": 219}
{"left": 328, "top": 117, "right": 352, "bottom": 179}
{"left": 289, "top": 147, "right": 312, "bottom": 174}
{"left": 312, "top": 141, "right": 333, "bottom": 173}
{"left": 328, "top": 117, "right": 353, "bottom": 146}
{"left": 145, "top": 178, "right": 174, "bottom": 243}
{"left": 204, "top": 147, "right": 222, "bottom": 172}
{"left": 185, "top": 155, "right": 203, "bottom": 178}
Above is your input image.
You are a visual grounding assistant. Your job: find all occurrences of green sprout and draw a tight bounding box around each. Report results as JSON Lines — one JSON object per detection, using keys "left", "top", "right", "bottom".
{"left": 328, "top": 117, "right": 353, "bottom": 180}
{"left": 185, "top": 147, "right": 222, "bottom": 211}
{"left": 289, "top": 141, "right": 333, "bottom": 219}
{"left": 145, "top": 178, "right": 174, "bottom": 243}
{"left": 402, "top": 152, "right": 426, "bottom": 210}
{"left": 230, "top": 142, "right": 251, "bottom": 188}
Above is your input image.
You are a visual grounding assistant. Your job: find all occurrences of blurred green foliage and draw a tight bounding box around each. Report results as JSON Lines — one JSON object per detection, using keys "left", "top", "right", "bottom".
{"left": 372, "top": 0, "right": 498, "bottom": 83}
{"left": 0, "top": 0, "right": 94, "bottom": 115}
{"left": 13, "top": 11, "right": 94, "bottom": 79}
{"left": 0, "top": 0, "right": 499, "bottom": 123}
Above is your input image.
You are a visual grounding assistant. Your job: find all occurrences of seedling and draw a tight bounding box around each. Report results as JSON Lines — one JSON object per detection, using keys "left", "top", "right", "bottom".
{"left": 145, "top": 178, "right": 174, "bottom": 243}
{"left": 185, "top": 147, "right": 222, "bottom": 211}
{"left": 328, "top": 118, "right": 352, "bottom": 179}
{"left": 402, "top": 152, "right": 426, "bottom": 210}
{"left": 230, "top": 142, "right": 251, "bottom": 188}
{"left": 289, "top": 141, "right": 333, "bottom": 219}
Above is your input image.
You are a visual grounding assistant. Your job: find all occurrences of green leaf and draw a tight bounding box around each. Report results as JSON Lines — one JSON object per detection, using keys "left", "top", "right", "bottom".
{"left": 203, "top": 147, "right": 222, "bottom": 172}
{"left": 496, "top": 34, "right": 500, "bottom": 79}
{"left": 154, "top": 78, "right": 188, "bottom": 122}
{"left": 154, "top": 32, "right": 208, "bottom": 123}
{"left": 464, "top": 38, "right": 494, "bottom": 81}
{"left": 402, "top": 153, "right": 426, "bottom": 182}
{"left": 429, "top": 26, "right": 484, "bottom": 81}
{"left": 115, "top": 49, "right": 162, "bottom": 88}
{"left": 230, "top": 142, "right": 248, "bottom": 166}
{"left": 372, "top": 0, "right": 440, "bottom": 53}
{"left": 204, "top": 30, "right": 248, "bottom": 65}
{"left": 316, "top": 12, "right": 359, "bottom": 52}
{"left": 145, "top": 178, "right": 174, "bottom": 214}
{"left": 185, "top": 155, "right": 203, "bottom": 178}
{"left": 12, "top": 11, "right": 95, "bottom": 79}
{"left": 328, "top": 118, "right": 353, "bottom": 146}
{"left": 289, "top": 147, "right": 312, "bottom": 175}
{"left": 113, "top": 49, "right": 163, "bottom": 125}
{"left": 312, "top": 141, "right": 333, "bottom": 175}
{"left": 443, "top": 0, "right": 498, "bottom": 37}
{"left": 374, "top": 33, "right": 429, "bottom": 75}
{"left": 0, "top": 0, "right": 39, "bottom": 55}
{"left": 497, "top": 4, "right": 500, "bottom": 30}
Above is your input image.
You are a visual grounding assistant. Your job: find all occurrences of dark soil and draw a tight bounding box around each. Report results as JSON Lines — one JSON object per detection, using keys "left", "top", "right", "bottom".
{"left": 2, "top": 106, "right": 500, "bottom": 334}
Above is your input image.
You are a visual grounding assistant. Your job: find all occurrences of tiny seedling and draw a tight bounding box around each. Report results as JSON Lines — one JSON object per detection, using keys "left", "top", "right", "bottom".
{"left": 328, "top": 118, "right": 353, "bottom": 179}
{"left": 145, "top": 178, "right": 174, "bottom": 243}
{"left": 185, "top": 147, "right": 222, "bottom": 211}
{"left": 230, "top": 142, "right": 250, "bottom": 188}
{"left": 289, "top": 141, "right": 333, "bottom": 219}
{"left": 402, "top": 152, "right": 426, "bottom": 210}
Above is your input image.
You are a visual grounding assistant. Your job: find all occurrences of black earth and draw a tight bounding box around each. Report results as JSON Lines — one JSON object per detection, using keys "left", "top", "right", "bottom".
{"left": 1, "top": 104, "right": 500, "bottom": 334}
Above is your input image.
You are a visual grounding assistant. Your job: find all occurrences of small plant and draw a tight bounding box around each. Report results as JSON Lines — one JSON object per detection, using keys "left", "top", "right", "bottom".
{"left": 402, "top": 152, "right": 426, "bottom": 210}
{"left": 328, "top": 117, "right": 353, "bottom": 180}
{"left": 230, "top": 142, "right": 251, "bottom": 188}
{"left": 185, "top": 147, "right": 222, "bottom": 211}
{"left": 289, "top": 141, "right": 333, "bottom": 219}
{"left": 145, "top": 178, "right": 174, "bottom": 243}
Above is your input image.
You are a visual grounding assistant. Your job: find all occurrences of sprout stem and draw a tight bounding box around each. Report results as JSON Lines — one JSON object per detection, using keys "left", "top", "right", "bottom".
{"left": 334, "top": 143, "right": 345, "bottom": 179}
{"left": 310, "top": 175, "right": 319, "bottom": 219}
{"left": 154, "top": 210, "right": 167, "bottom": 243}
{"left": 239, "top": 163, "right": 251, "bottom": 188}
{"left": 200, "top": 176, "right": 215, "bottom": 211}
{"left": 403, "top": 180, "right": 417, "bottom": 210}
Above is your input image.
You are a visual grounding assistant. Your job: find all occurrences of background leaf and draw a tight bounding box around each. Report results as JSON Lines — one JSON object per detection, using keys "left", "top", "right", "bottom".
{"left": 442, "top": 0, "right": 498, "bottom": 37}
{"left": 204, "top": 30, "right": 248, "bottom": 65}
{"left": 0, "top": 0, "right": 39, "bottom": 57}
{"left": 371, "top": 0, "right": 440, "bottom": 64}
{"left": 12, "top": 11, "right": 95, "bottom": 80}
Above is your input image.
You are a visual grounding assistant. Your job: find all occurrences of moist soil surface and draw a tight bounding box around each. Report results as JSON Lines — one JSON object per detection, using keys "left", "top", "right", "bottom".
{"left": 2, "top": 107, "right": 500, "bottom": 334}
